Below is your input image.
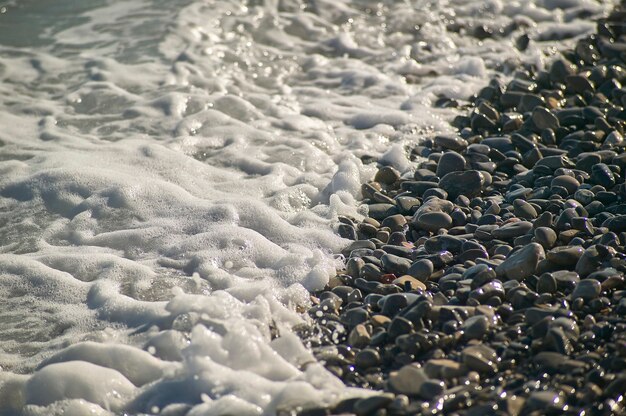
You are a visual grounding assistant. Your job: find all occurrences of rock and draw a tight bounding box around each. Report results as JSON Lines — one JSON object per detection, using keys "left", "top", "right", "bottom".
{"left": 368, "top": 204, "right": 399, "bottom": 221}
{"left": 416, "top": 212, "right": 453, "bottom": 232}
{"left": 461, "top": 345, "right": 498, "bottom": 374}
{"left": 407, "top": 259, "right": 434, "bottom": 282}
{"left": 375, "top": 166, "right": 401, "bottom": 185}
{"left": 462, "top": 315, "right": 490, "bottom": 340}
{"left": 434, "top": 135, "right": 468, "bottom": 151}
{"left": 524, "top": 391, "right": 564, "bottom": 413}
{"left": 389, "top": 364, "right": 428, "bottom": 396}
{"left": 513, "top": 199, "right": 538, "bottom": 220}
{"left": 572, "top": 279, "right": 601, "bottom": 301}
{"left": 532, "top": 107, "right": 560, "bottom": 131}
{"left": 348, "top": 324, "right": 371, "bottom": 348}
{"left": 591, "top": 163, "right": 615, "bottom": 188}
{"left": 534, "top": 227, "right": 557, "bottom": 249}
{"left": 439, "top": 170, "right": 485, "bottom": 200}
{"left": 546, "top": 245, "right": 584, "bottom": 267}
{"left": 537, "top": 273, "right": 558, "bottom": 294}
{"left": 492, "top": 221, "right": 533, "bottom": 240}
{"left": 355, "top": 348, "right": 381, "bottom": 369}
{"left": 393, "top": 275, "right": 426, "bottom": 291}
{"left": 353, "top": 393, "right": 395, "bottom": 416}
{"left": 388, "top": 316, "right": 414, "bottom": 339}
{"left": 418, "top": 379, "right": 445, "bottom": 399}
{"left": 496, "top": 242, "right": 545, "bottom": 281}
{"left": 381, "top": 253, "right": 412, "bottom": 276}
{"left": 436, "top": 151, "right": 466, "bottom": 178}
{"left": 551, "top": 175, "right": 580, "bottom": 195}
{"left": 424, "top": 359, "right": 467, "bottom": 380}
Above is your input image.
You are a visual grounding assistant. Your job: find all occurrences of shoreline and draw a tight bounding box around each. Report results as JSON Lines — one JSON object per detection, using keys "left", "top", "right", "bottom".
{"left": 303, "top": 2, "right": 626, "bottom": 415}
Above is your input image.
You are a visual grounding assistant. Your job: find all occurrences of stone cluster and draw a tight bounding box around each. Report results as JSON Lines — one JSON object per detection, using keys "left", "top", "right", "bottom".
{"left": 299, "top": 5, "right": 626, "bottom": 416}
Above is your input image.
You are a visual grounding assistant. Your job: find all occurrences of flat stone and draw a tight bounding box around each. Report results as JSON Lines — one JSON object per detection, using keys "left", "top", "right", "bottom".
{"left": 368, "top": 204, "right": 399, "bottom": 221}
{"left": 416, "top": 212, "right": 453, "bottom": 232}
{"left": 525, "top": 391, "right": 564, "bottom": 412}
{"left": 434, "top": 135, "right": 468, "bottom": 151}
{"left": 381, "top": 253, "right": 412, "bottom": 276}
{"left": 462, "top": 345, "right": 498, "bottom": 374}
{"left": 492, "top": 221, "right": 533, "bottom": 240}
{"left": 496, "top": 243, "right": 545, "bottom": 281}
{"left": 546, "top": 245, "right": 584, "bottom": 267}
{"left": 393, "top": 275, "right": 426, "bottom": 291}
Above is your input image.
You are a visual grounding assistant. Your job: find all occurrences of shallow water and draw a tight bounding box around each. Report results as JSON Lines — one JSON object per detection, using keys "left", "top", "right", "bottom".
{"left": 0, "top": 0, "right": 613, "bottom": 414}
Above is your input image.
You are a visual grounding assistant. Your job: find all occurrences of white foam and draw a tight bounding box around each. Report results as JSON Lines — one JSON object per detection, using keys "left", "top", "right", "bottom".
{"left": 0, "top": 0, "right": 615, "bottom": 413}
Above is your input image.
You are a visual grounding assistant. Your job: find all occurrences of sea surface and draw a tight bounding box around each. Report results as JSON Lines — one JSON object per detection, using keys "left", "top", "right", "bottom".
{"left": 0, "top": 0, "right": 614, "bottom": 414}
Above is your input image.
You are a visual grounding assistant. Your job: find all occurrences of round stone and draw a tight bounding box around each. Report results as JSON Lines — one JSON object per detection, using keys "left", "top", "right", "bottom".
{"left": 407, "top": 259, "right": 434, "bottom": 282}
{"left": 436, "top": 151, "right": 466, "bottom": 178}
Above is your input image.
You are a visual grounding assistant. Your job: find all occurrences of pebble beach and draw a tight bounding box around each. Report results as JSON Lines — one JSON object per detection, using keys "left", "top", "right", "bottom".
{"left": 0, "top": 0, "right": 624, "bottom": 415}
{"left": 304, "top": 3, "right": 626, "bottom": 415}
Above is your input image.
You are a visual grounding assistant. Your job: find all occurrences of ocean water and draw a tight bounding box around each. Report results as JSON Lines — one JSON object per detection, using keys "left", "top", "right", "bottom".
{"left": 0, "top": 0, "right": 613, "bottom": 414}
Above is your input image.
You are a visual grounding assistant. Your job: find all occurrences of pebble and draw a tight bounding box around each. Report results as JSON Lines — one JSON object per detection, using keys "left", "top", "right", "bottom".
{"left": 534, "top": 227, "right": 557, "bottom": 249}
{"left": 407, "top": 259, "right": 434, "bottom": 282}
{"left": 572, "top": 279, "right": 601, "bottom": 301}
{"left": 416, "top": 211, "right": 453, "bottom": 232}
{"left": 462, "top": 315, "right": 490, "bottom": 340}
{"left": 439, "top": 170, "right": 485, "bottom": 200}
{"left": 496, "top": 242, "right": 545, "bottom": 281}
{"left": 436, "top": 151, "right": 467, "bottom": 178}
{"left": 388, "top": 364, "right": 428, "bottom": 396}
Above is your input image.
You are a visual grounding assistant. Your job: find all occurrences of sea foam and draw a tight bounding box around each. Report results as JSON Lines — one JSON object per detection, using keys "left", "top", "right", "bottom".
{"left": 0, "top": 0, "right": 614, "bottom": 413}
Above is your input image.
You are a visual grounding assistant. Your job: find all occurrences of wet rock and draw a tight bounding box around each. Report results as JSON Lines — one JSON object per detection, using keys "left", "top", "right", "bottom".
{"left": 416, "top": 212, "right": 453, "bottom": 232}
{"left": 532, "top": 107, "right": 560, "bottom": 130}
{"left": 436, "top": 151, "right": 467, "bottom": 178}
{"left": 496, "top": 243, "right": 545, "bottom": 281}
{"left": 572, "top": 279, "right": 601, "bottom": 301}
{"left": 439, "top": 170, "right": 485, "bottom": 200}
